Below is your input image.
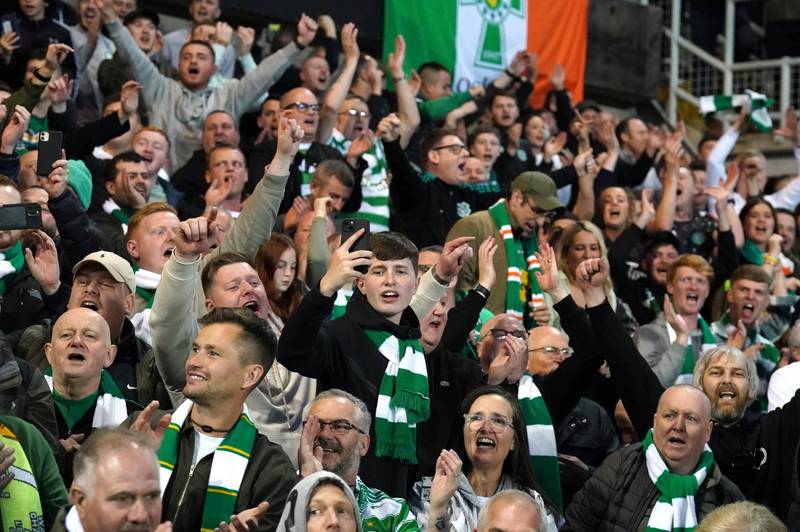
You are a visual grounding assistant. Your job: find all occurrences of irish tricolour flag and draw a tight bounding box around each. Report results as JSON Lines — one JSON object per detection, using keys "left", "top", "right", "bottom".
{"left": 384, "top": 0, "right": 588, "bottom": 107}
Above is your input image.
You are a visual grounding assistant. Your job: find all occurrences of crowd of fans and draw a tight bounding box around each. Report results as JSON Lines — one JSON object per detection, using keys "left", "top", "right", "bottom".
{"left": 2, "top": 0, "right": 800, "bottom": 530}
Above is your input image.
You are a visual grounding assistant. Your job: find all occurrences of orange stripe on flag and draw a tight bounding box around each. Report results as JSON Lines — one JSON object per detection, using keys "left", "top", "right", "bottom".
{"left": 527, "top": 0, "right": 588, "bottom": 109}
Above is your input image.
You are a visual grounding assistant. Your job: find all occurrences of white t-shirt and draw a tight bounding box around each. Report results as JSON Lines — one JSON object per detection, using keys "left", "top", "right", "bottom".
{"left": 192, "top": 432, "right": 225, "bottom": 465}
{"left": 767, "top": 362, "right": 800, "bottom": 411}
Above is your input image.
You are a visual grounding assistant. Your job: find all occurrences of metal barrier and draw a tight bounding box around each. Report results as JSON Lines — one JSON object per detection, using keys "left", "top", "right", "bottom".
{"left": 634, "top": 0, "right": 800, "bottom": 125}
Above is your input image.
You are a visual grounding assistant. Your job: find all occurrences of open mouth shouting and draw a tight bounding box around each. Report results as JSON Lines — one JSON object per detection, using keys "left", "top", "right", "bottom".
{"left": 665, "top": 435, "right": 686, "bottom": 449}
{"left": 241, "top": 300, "right": 261, "bottom": 314}
{"left": 740, "top": 303, "right": 755, "bottom": 320}
{"left": 716, "top": 384, "right": 738, "bottom": 407}
{"left": 476, "top": 436, "right": 497, "bottom": 449}
{"left": 66, "top": 352, "right": 87, "bottom": 363}
{"left": 380, "top": 290, "right": 399, "bottom": 304}
{"left": 79, "top": 299, "right": 100, "bottom": 312}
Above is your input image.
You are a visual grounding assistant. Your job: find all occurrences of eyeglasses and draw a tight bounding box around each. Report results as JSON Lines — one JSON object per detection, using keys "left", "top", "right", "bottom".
{"left": 463, "top": 413, "right": 514, "bottom": 432}
{"left": 432, "top": 143, "right": 469, "bottom": 155}
{"left": 487, "top": 328, "right": 528, "bottom": 340}
{"left": 308, "top": 419, "right": 366, "bottom": 436}
{"left": 530, "top": 206, "right": 557, "bottom": 222}
{"left": 529, "top": 346, "right": 574, "bottom": 357}
{"left": 340, "top": 108, "right": 370, "bottom": 119}
{"left": 285, "top": 102, "right": 320, "bottom": 114}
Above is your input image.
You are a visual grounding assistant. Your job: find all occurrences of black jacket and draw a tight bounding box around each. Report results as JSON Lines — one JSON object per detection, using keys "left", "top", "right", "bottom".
{"left": 247, "top": 139, "right": 364, "bottom": 215}
{"left": 563, "top": 443, "right": 743, "bottom": 531}
{"left": 384, "top": 140, "right": 491, "bottom": 249}
{"left": 0, "top": 261, "right": 69, "bottom": 337}
{"left": 583, "top": 298, "right": 800, "bottom": 521}
{"left": 277, "top": 285, "right": 427, "bottom": 498}
{"left": 162, "top": 417, "right": 297, "bottom": 531}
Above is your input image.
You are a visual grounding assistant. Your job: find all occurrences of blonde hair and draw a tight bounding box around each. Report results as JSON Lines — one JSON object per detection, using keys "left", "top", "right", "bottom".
{"left": 555, "top": 221, "right": 613, "bottom": 295}
{"left": 696, "top": 501, "right": 787, "bottom": 532}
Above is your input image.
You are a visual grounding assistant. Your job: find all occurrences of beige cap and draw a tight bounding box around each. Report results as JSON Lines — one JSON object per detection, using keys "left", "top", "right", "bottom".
{"left": 71, "top": 251, "right": 135, "bottom": 293}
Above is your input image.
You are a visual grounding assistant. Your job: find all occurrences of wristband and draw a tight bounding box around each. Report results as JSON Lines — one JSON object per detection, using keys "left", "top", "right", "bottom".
{"left": 474, "top": 284, "right": 490, "bottom": 300}
{"left": 430, "top": 265, "right": 450, "bottom": 286}
{"left": 32, "top": 68, "right": 52, "bottom": 83}
{"left": 293, "top": 37, "right": 307, "bottom": 50}
{"left": 763, "top": 254, "right": 780, "bottom": 266}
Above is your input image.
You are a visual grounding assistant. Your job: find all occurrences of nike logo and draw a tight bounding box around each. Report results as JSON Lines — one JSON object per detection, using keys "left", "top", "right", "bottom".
{"left": 126, "top": 384, "right": 138, "bottom": 390}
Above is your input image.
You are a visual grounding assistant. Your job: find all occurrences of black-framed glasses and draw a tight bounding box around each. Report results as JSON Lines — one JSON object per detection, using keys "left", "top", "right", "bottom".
{"left": 487, "top": 328, "right": 528, "bottom": 340}
{"left": 530, "top": 206, "right": 557, "bottom": 222}
{"left": 463, "top": 413, "right": 514, "bottom": 432}
{"left": 339, "top": 108, "right": 370, "bottom": 119}
{"left": 285, "top": 102, "right": 320, "bottom": 114}
{"left": 308, "top": 419, "right": 366, "bottom": 436}
{"left": 529, "top": 346, "right": 574, "bottom": 357}
{"left": 432, "top": 143, "right": 469, "bottom": 155}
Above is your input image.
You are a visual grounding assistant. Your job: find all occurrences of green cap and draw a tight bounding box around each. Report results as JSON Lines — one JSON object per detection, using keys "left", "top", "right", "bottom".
{"left": 510, "top": 171, "right": 562, "bottom": 211}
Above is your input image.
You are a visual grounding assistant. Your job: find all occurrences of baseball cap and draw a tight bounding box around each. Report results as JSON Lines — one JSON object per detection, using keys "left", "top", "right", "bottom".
{"left": 576, "top": 100, "right": 601, "bottom": 114}
{"left": 123, "top": 8, "right": 160, "bottom": 27}
{"left": 511, "top": 172, "right": 563, "bottom": 212}
{"left": 642, "top": 231, "right": 680, "bottom": 258}
{"left": 72, "top": 251, "right": 135, "bottom": 293}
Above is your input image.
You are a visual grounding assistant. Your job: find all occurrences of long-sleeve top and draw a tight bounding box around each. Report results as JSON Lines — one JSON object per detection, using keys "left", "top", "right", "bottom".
{"left": 104, "top": 18, "right": 300, "bottom": 168}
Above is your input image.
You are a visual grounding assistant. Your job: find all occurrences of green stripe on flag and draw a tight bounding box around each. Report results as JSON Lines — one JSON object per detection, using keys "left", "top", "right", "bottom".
{"left": 384, "top": 0, "right": 458, "bottom": 81}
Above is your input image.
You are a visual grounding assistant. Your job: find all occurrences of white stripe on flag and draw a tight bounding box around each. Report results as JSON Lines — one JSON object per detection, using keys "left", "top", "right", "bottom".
{"left": 526, "top": 424, "right": 558, "bottom": 456}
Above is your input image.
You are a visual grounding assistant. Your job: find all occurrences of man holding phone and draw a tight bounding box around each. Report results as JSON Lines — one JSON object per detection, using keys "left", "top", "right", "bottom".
{"left": 0, "top": 176, "right": 69, "bottom": 335}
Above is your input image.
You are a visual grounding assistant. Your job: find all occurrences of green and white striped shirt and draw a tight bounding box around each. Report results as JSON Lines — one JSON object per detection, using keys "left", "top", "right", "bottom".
{"left": 355, "top": 476, "right": 420, "bottom": 532}
{"left": 329, "top": 128, "right": 391, "bottom": 232}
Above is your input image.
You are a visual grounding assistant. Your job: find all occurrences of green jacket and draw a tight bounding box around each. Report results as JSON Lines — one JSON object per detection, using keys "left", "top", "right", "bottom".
{"left": 0, "top": 415, "right": 67, "bottom": 530}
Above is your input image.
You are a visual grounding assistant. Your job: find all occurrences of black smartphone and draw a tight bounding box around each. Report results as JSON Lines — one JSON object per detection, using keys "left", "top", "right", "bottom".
{"left": 36, "top": 130, "right": 63, "bottom": 176}
{"left": 341, "top": 218, "right": 370, "bottom": 273}
{"left": 0, "top": 203, "right": 42, "bottom": 231}
{"left": 1, "top": 15, "right": 20, "bottom": 36}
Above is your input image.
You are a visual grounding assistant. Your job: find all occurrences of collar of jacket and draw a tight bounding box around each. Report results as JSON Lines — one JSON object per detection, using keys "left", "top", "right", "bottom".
{"left": 343, "top": 287, "right": 421, "bottom": 340}
{"left": 115, "top": 318, "right": 145, "bottom": 363}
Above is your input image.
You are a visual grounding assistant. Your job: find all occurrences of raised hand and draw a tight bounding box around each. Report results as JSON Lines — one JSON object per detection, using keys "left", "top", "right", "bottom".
{"left": 119, "top": 80, "right": 142, "bottom": 118}
{"left": 726, "top": 319, "right": 747, "bottom": 350}
{"left": 663, "top": 295, "right": 690, "bottom": 343}
{"left": 543, "top": 131, "right": 567, "bottom": 161}
{"left": 236, "top": 26, "right": 255, "bottom": 57}
{"left": 319, "top": 229, "right": 373, "bottom": 297}
{"left": 131, "top": 400, "right": 172, "bottom": 446}
{"left": 429, "top": 450, "right": 463, "bottom": 511}
{"left": 550, "top": 64, "right": 565, "bottom": 90}
{"left": 313, "top": 196, "right": 333, "bottom": 218}
{"left": 477, "top": 237, "right": 498, "bottom": 290}
{"left": 0, "top": 31, "right": 20, "bottom": 64}
{"left": 469, "top": 84, "right": 486, "bottom": 100}
{"left": 40, "top": 150, "right": 68, "bottom": 198}
{"left": 436, "top": 236, "right": 475, "bottom": 281}
{"left": 274, "top": 112, "right": 305, "bottom": 160}
{"left": 572, "top": 149, "right": 594, "bottom": 177}
{"left": 296, "top": 14, "right": 319, "bottom": 47}
{"left": 376, "top": 113, "right": 401, "bottom": 142}
{"left": 508, "top": 50, "right": 528, "bottom": 76}
{"left": 46, "top": 74, "right": 74, "bottom": 110}
{"left": 346, "top": 129, "right": 376, "bottom": 163}
{"left": 174, "top": 208, "right": 223, "bottom": 261}
{"left": 533, "top": 241, "right": 560, "bottom": 294}
{"left": 24, "top": 230, "right": 61, "bottom": 295}
{"left": 214, "top": 22, "right": 233, "bottom": 46}
{"left": 775, "top": 106, "right": 798, "bottom": 145}
{"left": 316, "top": 14, "right": 336, "bottom": 38}
{"left": 43, "top": 43, "right": 73, "bottom": 73}
{"left": 204, "top": 173, "right": 233, "bottom": 208}
{"left": 215, "top": 502, "right": 270, "bottom": 532}
{"left": 340, "top": 22, "right": 359, "bottom": 64}
{"left": 1, "top": 105, "right": 31, "bottom": 154}
{"left": 575, "top": 257, "right": 608, "bottom": 289}
{"left": 635, "top": 189, "right": 656, "bottom": 229}
{"left": 298, "top": 414, "right": 324, "bottom": 478}
{"left": 96, "top": 0, "right": 117, "bottom": 22}
{"left": 387, "top": 35, "right": 406, "bottom": 80}
{"left": 292, "top": 195, "right": 311, "bottom": 217}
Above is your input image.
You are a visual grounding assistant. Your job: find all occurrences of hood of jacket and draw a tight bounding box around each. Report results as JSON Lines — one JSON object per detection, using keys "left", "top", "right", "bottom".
{"left": 276, "top": 471, "right": 363, "bottom": 532}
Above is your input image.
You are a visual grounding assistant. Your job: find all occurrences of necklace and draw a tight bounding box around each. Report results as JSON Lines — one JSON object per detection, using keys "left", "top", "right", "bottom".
{"left": 189, "top": 415, "right": 235, "bottom": 435}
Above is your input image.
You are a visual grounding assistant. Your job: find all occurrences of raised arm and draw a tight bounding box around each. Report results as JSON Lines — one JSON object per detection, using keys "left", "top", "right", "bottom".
{"left": 387, "top": 35, "right": 421, "bottom": 149}
{"left": 646, "top": 125, "right": 684, "bottom": 234}
{"left": 317, "top": 23, "right": 360, "bottom": 145}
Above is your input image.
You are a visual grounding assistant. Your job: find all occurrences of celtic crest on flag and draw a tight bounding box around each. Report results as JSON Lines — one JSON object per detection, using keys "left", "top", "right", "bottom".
{"left": 460, "top": 0, "right": 526, "bottom": 69}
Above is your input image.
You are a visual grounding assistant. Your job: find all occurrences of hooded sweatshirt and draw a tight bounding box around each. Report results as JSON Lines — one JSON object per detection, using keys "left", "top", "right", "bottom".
{"left": 276, "top": 471, "right": 364, "bottom": 532}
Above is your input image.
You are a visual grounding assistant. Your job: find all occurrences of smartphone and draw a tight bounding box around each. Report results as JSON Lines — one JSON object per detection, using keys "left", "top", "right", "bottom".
{"left": 0, "top": 203, "right": 42, "bottom": 231}
{"left": 1, "top": 15, "right": 19, "bottom": 35}
{"left": 341, "top": 218, "right": 370, "bottom": 273}
{"left": 36, "top": 130, "right": 63, "bottom": 176}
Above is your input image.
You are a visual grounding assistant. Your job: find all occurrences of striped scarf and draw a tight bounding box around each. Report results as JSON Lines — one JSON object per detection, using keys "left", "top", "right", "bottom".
{"left": 699, "top": 90, "right": 773, "bottom": 132}
{"left": 0, "top": 241, "right": 24, "bottom": 296}
{"left": 643, "top": 429, "right": 714, "bottom": 532}
{"left": 45, "top": 369, "right": 129, "bottom": 428}
{"left": 158, "top": 399, "right": 257, "bottom": 532}
{"left": 296, "top": 143, "right": 314, "bottom": 196}
{"left": 331, "top": 286, "right": 354, "bottom": 320}
{"left": 488, "top": 200, "right": 543, "bottom": 329}
{"left": 518, "top": 373, "right": 562, "bottom": 511}
{"left": 134, "top": 268, "right": 161, "bottom": 309}
{"left": 0, "top": 422, "right": 44, "bottom": 532}
{"left": 666, "top": 315, "right": 718, "bottom": 385}
{"left": 364, "top": 329, "right": 429, "bottom": 464}
{"left": 102, "top": 198, "right": 131, "bottom": 234}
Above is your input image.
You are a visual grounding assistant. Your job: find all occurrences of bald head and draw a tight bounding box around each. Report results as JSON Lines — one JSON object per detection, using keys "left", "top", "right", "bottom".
{"left": 476, "top": 489, "right": 544, "bottom": 532}
{"left": 54, "top": 307, "right": 112, "bottom": 344}
{"left": 653, "top": 384, "right": 714, "bottom": 474}
{"left": 280, "top": 87, "right": 318, "bottom": 110}
{"left": 658, "top": 384, "right": 712, "bottom": 421}
{"left": 281, "top": 87, "right": 319, "bottom": 141}
{"left": 527, "top": 326, "right": 570, "bottom": 376}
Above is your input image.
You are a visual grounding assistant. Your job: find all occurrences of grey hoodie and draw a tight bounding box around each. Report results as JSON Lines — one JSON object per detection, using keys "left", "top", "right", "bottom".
{"left": 277, "top": 471, "right": 364, "bottom": 532}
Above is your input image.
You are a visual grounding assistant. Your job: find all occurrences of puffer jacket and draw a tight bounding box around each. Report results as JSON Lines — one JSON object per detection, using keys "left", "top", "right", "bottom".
{"left": 563, "top": 443, "right": 743, "bottom": 531}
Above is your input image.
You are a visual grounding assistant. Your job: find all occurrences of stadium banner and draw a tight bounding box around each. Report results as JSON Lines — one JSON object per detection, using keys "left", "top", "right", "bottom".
{"left": 383, "top": 0, "right": 588, "bottom": 107}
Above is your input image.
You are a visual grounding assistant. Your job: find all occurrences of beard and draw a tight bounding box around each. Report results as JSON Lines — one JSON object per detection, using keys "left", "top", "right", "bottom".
{"left": 316, "top": 436, "right": 358, "bottom": 478}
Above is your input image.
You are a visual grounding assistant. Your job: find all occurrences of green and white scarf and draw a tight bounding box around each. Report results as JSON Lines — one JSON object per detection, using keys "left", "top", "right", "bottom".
{"left": 45, "top": 369, "right": 129, "bottom": 428}
{"left": 0, "top": 241, "right": 24, "bottom": 296}
{"left": 740, "top": 239, "right": 764, "bottom": 266}
{"left": 0, "top": 422, "right": 44, "bottom": 532}
{"left": 158, "top": 399, "right": 257, "bottom": 532}
{"left": 364, "top": 329, "right": 429, "bottom": 463}
{"left": 666, "top": 315, "right": 718, "bottom": 385}
{"left": 331, "top": 286, "right": 354, "bottom": 320}
{"left": 134, "top": 268, "right": 161, "bottom": 309}
{"left": 330, "top": 129, "right": 391, "bottom": 232}
{"left": 489, "top": 200, "right": 543, "bottom": 328}
{"left": 643, "top": 428, "right": 714, "bottom": 532}
{"left": 297, "top": 142, "right": 315, "bottom": 196}
{"left": 699, "top": 90, "right": 774, "bottom": 132}
{"left": 102, "top": 197, "right": 131, "bottom": 234}
{"left": 518, "top": 373, "right": 562, "bottom": 511}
